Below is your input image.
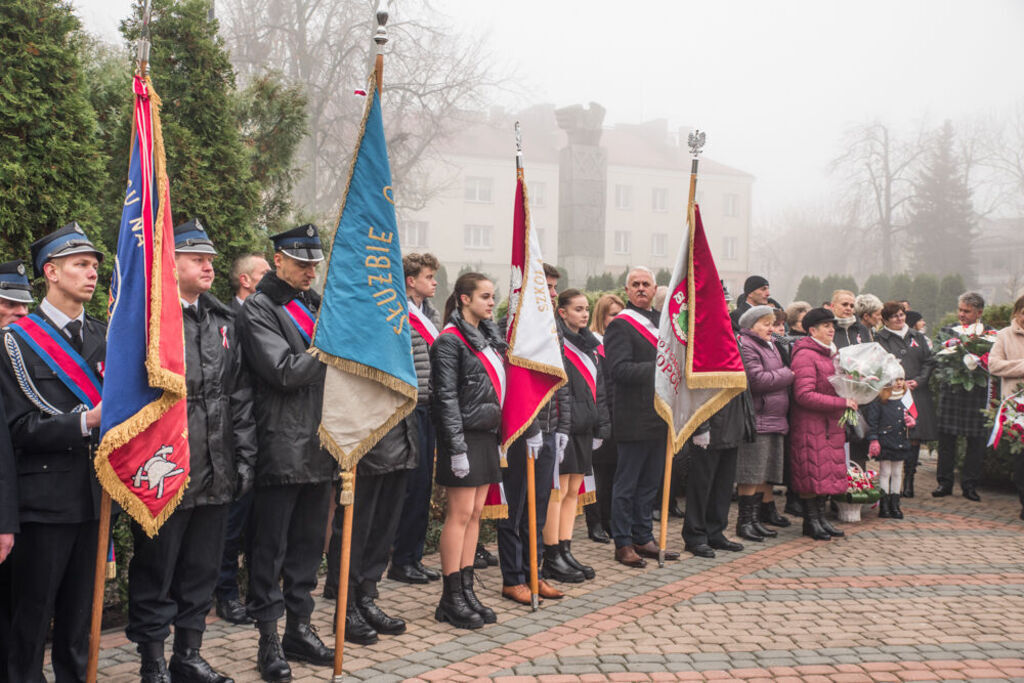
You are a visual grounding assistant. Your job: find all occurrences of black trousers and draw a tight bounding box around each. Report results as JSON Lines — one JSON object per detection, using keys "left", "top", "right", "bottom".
{"left": 126, "top": 504, "right": 230, "bottom": 644}
{"left": 682, "top": 446, "right": 738, "bottom": 547}
{"left": 498, "top": 433, "right": 556, "bottom": 586}
{"left": 391, "top": 406, "right": 435, "bottom": 567}
{"left": 247, "top": 482, "right": 331, "bottom": 623}
{"left": 936, "top": 432, "right": 986, "bottom": 490}
{"left": 584, "top": 452, "right": 617, "bottom": 534}
{"left": 326, "top": 469, "right": 408, "bottom": 599}
{"left": 7, "top": 520, "right": 98, "bottom": 683}
{"left": 0, "top": 558, "right": 10, "bottom": 683}
{"left": 215, "top": 487, "right": 253, "bottom": 603}
{"left": 611, "top": 437, "right": 665, "bottom": 549}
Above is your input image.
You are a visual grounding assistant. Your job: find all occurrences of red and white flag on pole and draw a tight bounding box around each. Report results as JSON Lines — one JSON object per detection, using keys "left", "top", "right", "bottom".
{"left": 501, "top": 170, "right": 567, "bottom": 450}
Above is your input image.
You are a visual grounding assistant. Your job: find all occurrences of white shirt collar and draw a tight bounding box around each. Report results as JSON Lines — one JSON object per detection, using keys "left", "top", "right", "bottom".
{"left": 235, "top": 296, "right": 245, "bottom": 307}
{"left": 39, "top": 297, "right": 84, "bottom": 332}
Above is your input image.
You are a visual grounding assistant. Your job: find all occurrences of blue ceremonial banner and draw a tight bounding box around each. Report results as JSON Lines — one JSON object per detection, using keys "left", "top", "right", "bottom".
{"left": 311, "top": 79, "right": 417, "bottom": 470}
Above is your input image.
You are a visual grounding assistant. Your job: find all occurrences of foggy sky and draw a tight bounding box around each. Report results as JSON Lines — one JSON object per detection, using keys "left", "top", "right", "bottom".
{"left": 73, "top": 0, "right": 1024, "bottom": 221}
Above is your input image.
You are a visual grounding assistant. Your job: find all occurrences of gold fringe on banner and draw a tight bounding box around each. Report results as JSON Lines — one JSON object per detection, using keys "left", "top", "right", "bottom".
{"left": 575, "top": 490, "right": 596, "bottom": 515}
{"left": 480, "top": 504, "right": 508, "bottom": 520}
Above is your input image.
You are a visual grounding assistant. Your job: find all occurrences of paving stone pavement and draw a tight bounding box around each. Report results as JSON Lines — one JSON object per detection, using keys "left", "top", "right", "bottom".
{"left": 79, "top": 454, "right": 1024, "bottom": 681}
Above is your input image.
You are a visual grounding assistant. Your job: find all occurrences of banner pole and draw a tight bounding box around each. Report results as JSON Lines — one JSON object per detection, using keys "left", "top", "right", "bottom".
{"left": 86, "top": 491, "right": 112, "bottom": 683}
{"left": 332, "top": 474, "right": 356, "bottom": 681}
{"left": 526, "top": 454, "right": 539, "bottom": 610}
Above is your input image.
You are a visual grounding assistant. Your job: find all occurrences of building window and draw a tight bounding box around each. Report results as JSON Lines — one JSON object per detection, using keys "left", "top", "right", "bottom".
{"left": 724, "top": 193, "right": 739, "bottom": 217}
{"left": 723, "top": 237, "right": 737, "bottom": 260}
{"left": 613, "top": 230, "right": 631, "bottom": 255}
{"left": 615, "top": 184, "right": 633, "bottom": 210}
{"left": 464, "top": 224, "right": 493, "bottom": 250}
{"left": 400, "top": 220, "right": 428, "bottom": 248}
{"left": 464, "top": 177, "right": 493, "bottom": 203}
{"left": 651, "top": 233, "right": 667, "bottom": 257}
{"left": 651, "top": 188, "right": 668, "bottom": 213}
{"left": 530, "top": 181, "right": 546, "bottom": 207}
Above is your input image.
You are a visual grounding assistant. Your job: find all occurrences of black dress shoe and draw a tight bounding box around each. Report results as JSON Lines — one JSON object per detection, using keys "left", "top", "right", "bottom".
{"left": 963, "top": 488, "right": 981, "bottom": 502}
{"left": 588, "top": 525, "right": 611, "bottom": 544}
{"left": 216, "top": 598, "right": 254, "bottom": 625}
{"left": 474, "top": 544, "right": 497, "bottom": 568}
{"left": 356, "top": 594, "right": 405, "bottom": 635}
{"left": 414, "top": 561, "right": 441, "bottom": 581}
{"left": 932, "top": 485, "right": 953, "bottom": 497}
{"left": 387, "top": 563, "right": 429, "bottom": 584}
{"left": 708, "top": 538, "right": 744, "bottom": 552}
{"left": 669, "top": 502, "right": 685, "bottom": 519}
{"left": 684, "top": 543, "right": 715, "bottom": 558}
{"left": 169, "top": 648, "right": 234, "bottom": 683}
{"left": 256, "top": 630, "right": 291, "bottom": 682}
{"left": 282, "top": 618, "right": 334, "bottom": 665}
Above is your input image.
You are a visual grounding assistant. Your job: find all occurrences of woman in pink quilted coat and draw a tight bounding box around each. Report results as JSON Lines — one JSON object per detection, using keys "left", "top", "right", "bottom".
{"left": 788, "top": 308, "right": 857, "bottom": 541}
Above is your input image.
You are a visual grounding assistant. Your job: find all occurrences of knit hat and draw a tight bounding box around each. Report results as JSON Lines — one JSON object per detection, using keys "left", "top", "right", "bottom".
{"left": 738, "top": 304, "right": 776, "bottom": 330}
{"left": 743, "top": 275, "right": 769, "bottom": 295}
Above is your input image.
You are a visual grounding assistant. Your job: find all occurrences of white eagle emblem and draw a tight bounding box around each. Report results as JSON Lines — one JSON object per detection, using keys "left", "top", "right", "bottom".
{"left": 132, "top": 445, "right": 185, "bottom": 500}
{"left": 508, "top": 265, "right": 523, "bottom": 316}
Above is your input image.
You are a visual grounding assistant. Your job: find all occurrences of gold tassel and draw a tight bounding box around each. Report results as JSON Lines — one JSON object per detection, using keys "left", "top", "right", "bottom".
{"left": 339, "top": 470, "right": 356, "bottom": 506}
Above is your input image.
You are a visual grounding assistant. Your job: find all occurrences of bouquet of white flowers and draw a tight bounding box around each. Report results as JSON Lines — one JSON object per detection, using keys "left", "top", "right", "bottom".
{"left": 934, "top": 322, "right": 998, "bottom": 392}
{"left": 829, "top": 342, "right": 904, "bottom": 428}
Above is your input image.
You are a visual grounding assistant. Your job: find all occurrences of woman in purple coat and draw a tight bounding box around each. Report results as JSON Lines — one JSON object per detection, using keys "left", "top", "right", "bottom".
{"left": 736, "top": 305, "right": 795, "bottom": 542}
{"left": 789, "top": 308, "right": 857, "bottom": 541}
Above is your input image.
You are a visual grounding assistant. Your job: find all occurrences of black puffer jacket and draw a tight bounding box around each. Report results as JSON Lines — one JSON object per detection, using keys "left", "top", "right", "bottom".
{"left": 180, "top": 293, "right": 257, "bottom": 508}
{"left": 357, "top": 410, "right": 419, "bottom": 476}
{"left": 411, "top": 298, "right": 441, "bottom": 407}
{"left": 559, "top": 319, "right": 611, "bottom": 439}
{"left": 604, "top": 303, "right": 665, "bottom": 441}
{"left": 430, "top": 309, "right": 506, "bottom": 457}
{"left": 237, "top": 270, "right": 336, "bottom": 486}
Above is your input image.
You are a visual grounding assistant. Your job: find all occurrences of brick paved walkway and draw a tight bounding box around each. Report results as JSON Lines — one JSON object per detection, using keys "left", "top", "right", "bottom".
{"left": 87, "top": 455, "right": 1024, "bottom": 682}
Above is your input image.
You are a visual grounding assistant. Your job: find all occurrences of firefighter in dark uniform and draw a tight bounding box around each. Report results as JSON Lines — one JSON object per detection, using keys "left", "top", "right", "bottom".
{"left": 125, "top": 220, "right": 257, "bottom": 683}
{"left": 236, "top": 225, "right": 335, "bottom": 682}
{"left": 0, "top": 258, "right": 32, "bottom": 683}
{"left": 0, "top": 224, "right": 106, "bottom": 682}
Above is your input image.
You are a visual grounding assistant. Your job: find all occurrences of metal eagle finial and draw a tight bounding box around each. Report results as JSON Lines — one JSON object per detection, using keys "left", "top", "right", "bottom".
{"left": 688, "top": 130, "right": 706, "bottom": 157}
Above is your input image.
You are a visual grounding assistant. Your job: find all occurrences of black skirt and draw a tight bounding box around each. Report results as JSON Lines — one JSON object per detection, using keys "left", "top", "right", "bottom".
{"left": 561, "top": 432, "right": 593, "bottom": 475}
{"left": 436, "top": 430, "right": 501, "bottom": 487}
{"left": 878, "top": 447, "right": 914, "bottom": 463}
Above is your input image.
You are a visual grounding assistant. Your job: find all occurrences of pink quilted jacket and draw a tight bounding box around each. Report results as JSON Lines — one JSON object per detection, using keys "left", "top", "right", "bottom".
{"left": 788, "top": 337, "right": 848, "bottom": 495}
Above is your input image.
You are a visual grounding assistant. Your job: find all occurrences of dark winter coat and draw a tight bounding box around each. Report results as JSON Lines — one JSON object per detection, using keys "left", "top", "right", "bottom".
{"left": 357, "top": 411, "right": 419, "bottom": 476}
{"left": 738, "top": 330, "right": 794, "bottom": 435}
{"left": 695, "top": 389, "right": 757, "bottom": 451}
{"left": 834, "top": 321, "right": 870, "bottom": 349}
{"left": 863, "top": 397, "right": 912, "bottom": 454}
{"left": 0, "top": 310, "right": 105, "bottom": 524}
{"left": 411, "top": 298, "right": 441, "bottom": 407}
{"left": 935, "top": 323, "right": 996, "bottom": 437}
{"left": 179, "top": 294, "right": 258, "bottom": 508}
{"left": 874, "top": 326, "right": 938, "bottom": 441}
{"left": 237, "top": 271, "right": 336, "bottom": 486}
{"left": 430, "top": 309, "right": 507, "bottom": 457}
{"left": 559, "top": 320, "right": 611, "bottom": 440}
{"left": 0, "top": 393, "right": 15, "bottom": 534}
{"left": 788, "top": 337, "right": 848, "bottom": 495}
{"left": 604, "top": 303, "right": 665, "bottom": 442}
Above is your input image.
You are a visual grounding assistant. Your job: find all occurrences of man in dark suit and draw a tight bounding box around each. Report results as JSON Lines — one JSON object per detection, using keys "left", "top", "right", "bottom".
{"left": 0, "top": 223, "right": 106, "bottom": 682}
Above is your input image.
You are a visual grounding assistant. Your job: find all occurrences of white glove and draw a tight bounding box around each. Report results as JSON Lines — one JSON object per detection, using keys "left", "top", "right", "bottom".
{"left": 693, "top": 432, "right": 711, "bottom": 449}
{"left": 526, "top": 433, "right": 543, "bottom": 460}
{"left": 451, "top": 453, "right": 470, "bottom": 478}
{"left": 555, "top": 432, "right": 569, "bottom": 464}
{"left": 592, "top": 438, "right": 604, "bottom": 450}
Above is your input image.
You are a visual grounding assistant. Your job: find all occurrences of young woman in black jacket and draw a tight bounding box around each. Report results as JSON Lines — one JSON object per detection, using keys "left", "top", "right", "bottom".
{"left": 542, "top": 290, "right": 611, "bottom": 582}
{"left": 430, "top": 272, "right": 504, "bottom": 629}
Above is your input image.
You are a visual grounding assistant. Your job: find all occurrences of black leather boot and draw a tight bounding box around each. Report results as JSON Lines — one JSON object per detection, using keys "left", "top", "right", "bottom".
{"left": 800, "top": 497, "right": 830, "bottom": 541}
{"left": 541, "top": 543, "right": 585, "bottom": 583}
{"left": 902, "top": 470, "right": 915, "bottom": 498}
{"left": 460, "top": 566, "right": 496, "bottom": 624}
{"left": 750, "top": 493, "right": 778, "bottom": 538}
{"left": 138, "top": 641, "right": 170, "bottom": 683}
{"left": 735, "top": 495, "right": 765, "bottom": 542}
{"left": 878, "top": 492, "right": 891, "bottom": 518}
{"left": 760, "top": 498, "right": 792, "bottom": 527}
{"left": 560, "top": 539, "right": 595, "bottom": 580}
{"left": 282, "top": 614, "right": 333, "bottom": 666}
{"left": 356, "top": 591, "right": 404, "bottom": 635}
{"left": 168, "top": 628, "right": 233, "bottom": 683}
{"left": 342, "top": 599, "right": 380, "bottom": 644}
{"left": 815, "top": 497, "right": 845, "bottom": 537}
{"left": 256, "top": 621, "right": 291, "bottom": 682}
{"left": 435, "top": 571, "right": 484, "bottom": 629}
{"left": 784, "top": 489, "right": 803, "bottom": 517}
{"left": 890, "top": 492, "right": 904, "bottom": 519}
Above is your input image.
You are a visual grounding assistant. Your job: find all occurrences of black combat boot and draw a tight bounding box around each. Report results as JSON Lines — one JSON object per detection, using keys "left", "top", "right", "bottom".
{"left": 815, "top": 497, "right": 845, "bottom": 537}
{"left": 256, "top": 621, "right": 291, "bottom": 682}
{"left": 282, "top": 614, "right": 333, "bottom": 666}
{"left": 342, "top": 599, "right": 379, "bottom": 645}
{"left": 356, "top": 590, "right": 406, "bottom": 635}
{"left": 541, "top": 543, "right": 585, "bottom": 583}
{"left": 168, "top": 628, "right": 233, "bottom": 683}
{"left": 435, "top": 571, "right": 484, "bottom": 629}
{"left": 560, "top": 539, "right": 595, "bottom": 580}
{"left": 138, "top": 641, "right": 170, "bottom": 683}
{"left": 800, "top": 497, "right": 830, "bottom": 541}
{"left": 460, "top": 566, "right": 496, "bottom": 624}
{"left": 735, "top": 495, "right": 765, "bottom": 542}
{"left": 750, "top": 493, "right": 778, "bottom": 538}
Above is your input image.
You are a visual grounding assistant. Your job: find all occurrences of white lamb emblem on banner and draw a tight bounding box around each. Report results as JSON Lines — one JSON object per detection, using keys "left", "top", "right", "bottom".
{"left": 132, "top": 445, "right": 185, "bottom": 500}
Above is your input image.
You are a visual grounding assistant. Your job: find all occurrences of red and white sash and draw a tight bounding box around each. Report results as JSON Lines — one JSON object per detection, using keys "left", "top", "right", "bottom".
{"left": 592, "top": 331, "right": 605, "bottom": 358}
{"left": 441, "top": 323, "right": 506, "bottom": 406}
{"left": 614, "top": 308, "right": 658, "bottom": 347}
{"left": 409, "top": 302, "right": 439, "bottom": 346}
{"left": 563, "top": 339, "right": 597, "bottom": 401}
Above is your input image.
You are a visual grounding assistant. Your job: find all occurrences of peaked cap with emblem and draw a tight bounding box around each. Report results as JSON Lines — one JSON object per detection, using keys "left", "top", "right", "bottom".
{"left": 270, "top": 224, "right": 323, "bottom": 263}
{"left": 0, "top": 260, "right": 34, "bottom": 304}
{"left": 173, "top": 218, "right": 217, "bottom": 255}
{"left": 30, "top": 221, "right": 104, "bottom": 279}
